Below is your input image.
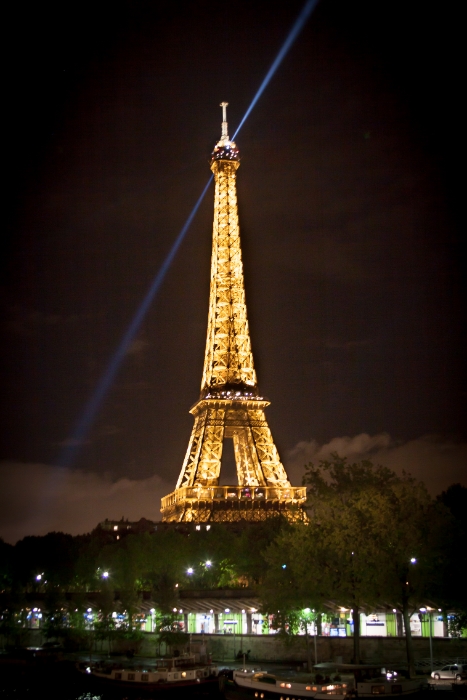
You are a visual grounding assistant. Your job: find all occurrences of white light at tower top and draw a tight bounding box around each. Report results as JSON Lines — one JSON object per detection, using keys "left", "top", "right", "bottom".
{"left": 220, "top": 101, "right": 229, "bottom": 141}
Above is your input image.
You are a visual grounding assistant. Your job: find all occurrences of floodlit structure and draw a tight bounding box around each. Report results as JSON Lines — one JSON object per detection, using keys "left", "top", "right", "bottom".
{"left": 161, "top": 104, "right": 306, "bottom": 522}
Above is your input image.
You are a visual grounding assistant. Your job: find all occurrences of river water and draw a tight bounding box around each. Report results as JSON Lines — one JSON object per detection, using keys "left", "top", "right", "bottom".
{"left": 0, "top": 658, "right": 225, "bottom": 700}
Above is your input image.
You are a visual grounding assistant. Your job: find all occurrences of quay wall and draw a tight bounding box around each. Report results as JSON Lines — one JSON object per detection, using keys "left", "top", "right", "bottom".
{"left": 16, "top": 630, "right": 467, "bottom": 666}
{"left": 189, "top": 634, "right": 467, "bottom": 666}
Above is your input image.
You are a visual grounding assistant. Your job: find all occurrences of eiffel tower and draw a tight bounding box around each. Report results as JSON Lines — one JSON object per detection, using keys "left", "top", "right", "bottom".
{"left": 161, "top": 104, "right": 306, "bottom": 522}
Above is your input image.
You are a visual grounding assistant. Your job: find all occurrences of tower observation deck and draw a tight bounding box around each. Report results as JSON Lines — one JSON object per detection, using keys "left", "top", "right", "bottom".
{"left": 161, "top": 104, "right": 306, "bottom": 522}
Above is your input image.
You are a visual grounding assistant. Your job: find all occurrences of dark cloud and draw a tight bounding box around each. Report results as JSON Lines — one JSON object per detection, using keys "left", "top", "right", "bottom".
{"left": 0, "top": 461, "right": 171, "bottom": 544}
{"left": 1, "top": 433, "right": 464, "bottom": 544}
{"left": 285, "top": 434, "right": 467, "bottom": 496}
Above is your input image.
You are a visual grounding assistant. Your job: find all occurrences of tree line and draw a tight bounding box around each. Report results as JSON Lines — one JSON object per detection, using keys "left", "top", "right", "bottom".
{"left": 0, "top": 457, "right": 466, "bottom": 672}
{"left": 261, "top": 457, "right": 466, "bottom": 675}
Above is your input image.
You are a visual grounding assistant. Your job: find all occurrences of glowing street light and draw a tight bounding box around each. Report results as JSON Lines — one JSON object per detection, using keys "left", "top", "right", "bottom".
{"left": 410, "top": 557, "right": 417, "bottom": 564}
{"left": 187, "top": 567, "right": 194, "bottom": 575}
{"left": 205, "top": 560, "right": 212, "bottom": 568}
{"left": 102, "top": 571, "right": 109, "bottom": 579}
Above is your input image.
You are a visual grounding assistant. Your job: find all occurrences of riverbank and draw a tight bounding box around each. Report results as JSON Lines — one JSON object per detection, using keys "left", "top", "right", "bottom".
{"left": 6, "top": 629, "right": 466, "bottom": 666}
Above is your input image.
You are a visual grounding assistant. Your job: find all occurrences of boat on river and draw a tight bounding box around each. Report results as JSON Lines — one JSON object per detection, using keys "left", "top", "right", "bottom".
{"left": 221, "top": 665, "right": 427, "bottom": 700}
{"left": 79, "top": 654, "right": 219, "bottom": 692}
{"left": 317, "top": 664, "right": 427, "bottom": 698}
{"left": 220, "top": 668, "right": 348, "bottom": 700}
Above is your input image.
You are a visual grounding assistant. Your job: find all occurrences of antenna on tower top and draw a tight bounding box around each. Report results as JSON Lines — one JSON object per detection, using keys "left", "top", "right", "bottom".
{"left": 220, "top": 101, "right": 229, "bottom": 141}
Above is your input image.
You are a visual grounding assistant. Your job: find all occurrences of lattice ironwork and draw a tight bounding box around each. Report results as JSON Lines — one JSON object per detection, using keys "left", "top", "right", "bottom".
{"left": 161, "top": 105, "right": 306, "bottom": 522}
{"left": 161, "top": 484, "right": 306, "bottom": 523}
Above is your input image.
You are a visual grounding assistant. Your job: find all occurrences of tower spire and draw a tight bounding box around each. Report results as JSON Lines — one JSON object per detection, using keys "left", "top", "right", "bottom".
{"left": 160, "top": 106, "right": 306, "bottom": 523}
{"left": 220, "top": 101, "right": 229, "bottom": 141}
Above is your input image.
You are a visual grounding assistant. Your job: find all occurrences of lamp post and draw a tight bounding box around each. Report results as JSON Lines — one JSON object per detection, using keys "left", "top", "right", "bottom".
{"left": 314, "top": 622, "right": 318, "bottom": 667}
{"left": 303, "top": 608, "right": 317, "bottom": 670}
{"left": 419, "top": 608, "right": 433, "bottom": 673}
{"left": 224, "top": 615, "right": 237, "bottom": 660}
{"left": 428, "top": 610, "right": 433, "bottom": 673}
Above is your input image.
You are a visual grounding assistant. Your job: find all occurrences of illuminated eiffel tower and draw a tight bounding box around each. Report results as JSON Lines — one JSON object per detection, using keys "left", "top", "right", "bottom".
{"left": 161, "top": 104, "right": 306, "bottom": 522}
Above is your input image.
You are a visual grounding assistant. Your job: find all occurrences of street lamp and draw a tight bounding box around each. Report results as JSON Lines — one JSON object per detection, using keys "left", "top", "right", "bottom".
{"left": 303, "top": 608, "right": 317, "bottom": 667}
{"left": 420, "top": 607, "right": 433, "bottom": 672}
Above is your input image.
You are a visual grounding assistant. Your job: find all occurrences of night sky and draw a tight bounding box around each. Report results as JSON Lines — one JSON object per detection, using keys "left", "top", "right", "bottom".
{"left": 1, "top": 0, "right": 465, "bottom": 543}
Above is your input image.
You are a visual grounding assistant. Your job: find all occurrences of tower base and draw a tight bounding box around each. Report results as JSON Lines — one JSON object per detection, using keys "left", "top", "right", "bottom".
{"left": 161, "top": 484, "right": 306, "bottom": 523}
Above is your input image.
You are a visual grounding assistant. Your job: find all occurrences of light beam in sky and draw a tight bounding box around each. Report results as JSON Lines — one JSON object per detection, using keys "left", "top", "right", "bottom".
{"left": 232, "top": 0, "right": 320, "bottom": 140}
{"left": 58, "top": 0, "right": 320, "bottom": 467}
{"left": 57, "top": 177, "right": 213, "bottom": 467}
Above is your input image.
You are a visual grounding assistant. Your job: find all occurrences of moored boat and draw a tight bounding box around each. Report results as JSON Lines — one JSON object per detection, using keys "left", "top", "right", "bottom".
{"left": 354, "top": 675, "right": 425, "bottom": 697}
{"left": 221, "top": 668, "right": 348, "bottom": 700}
{"left": 79, "top": 654, "right": 219, "bottom": 692}
{"left": 221, "top": 666, "right": 428, "bottom": 700}
{"left": 315, "top": 664, "right": 427, "bottom": 698}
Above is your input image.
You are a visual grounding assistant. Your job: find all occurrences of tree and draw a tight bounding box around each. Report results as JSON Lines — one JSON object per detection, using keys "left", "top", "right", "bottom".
{"left": 436, "top": 484, "right": 467, "bottom": 616}
{"left": 234, "top": 520, "right": 288, "bottom": 586}
{"left": 260, "top": 519, "right": 329, "bottom": 669}
{"left": 12, "top": 532, "right": 78, "bottom": 590}
{"left": 154, "top": 611, "right": 189, "bottom": 657}
{"left": 362, "top": 476, "right": 451, "bottom": 675}
{"left": 0, "top": 539, "right": 13, "bottom": 591}
{"left": 302, "top": 457, "right": 410, "bottom": 664}
{"left": 262, "top": 456, "right": 447, "bottom": 675}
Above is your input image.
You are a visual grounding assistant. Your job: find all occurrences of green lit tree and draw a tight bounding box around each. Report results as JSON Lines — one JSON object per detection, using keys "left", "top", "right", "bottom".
{"left": 303, "top": 456, "right": 449, "bottom": 675}
{"left": 261, "top": 456, "right": 447, "bottom": 675}
{"left": 154, "top": 611, "right": 189, "bottom": 657}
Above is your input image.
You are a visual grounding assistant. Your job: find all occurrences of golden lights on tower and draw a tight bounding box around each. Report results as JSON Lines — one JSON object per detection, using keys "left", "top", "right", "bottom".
{"left": 161, "top": 104, "right": 305, "bottom": 522}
